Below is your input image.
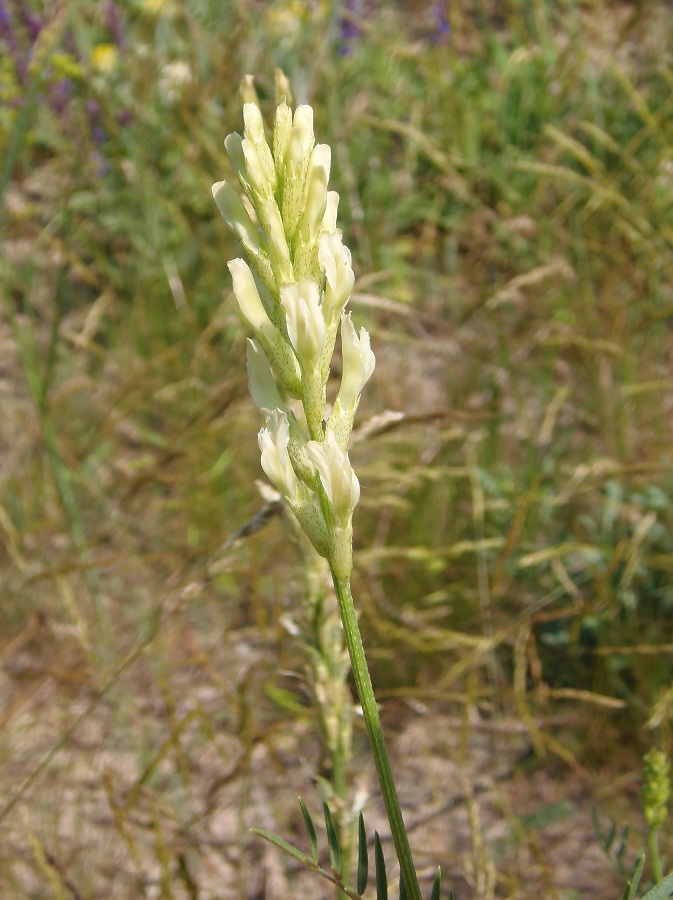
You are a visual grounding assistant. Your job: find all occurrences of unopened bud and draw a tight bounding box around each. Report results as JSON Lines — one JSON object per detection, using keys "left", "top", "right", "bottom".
{"left": 212, "top": 181, "right": 261, "bottom": 251}
{"left": 264, "top": 200, "right": 293, "bottom": 284}
{"left": 319, "top": 231, "right": 355, "bottom": 324}
{"left": 273, "top": 101, "right": 293, "bottom": 175}
{"left": 243, "top": 103, "right": 277, "bottom": 193}
{"left": 322, "top": 191, "right": 339, "bottom": 234}
{"left": 224, "top": 132, "right": 246, "bottom": 179}
{"left": 281, "top": 280, "right": 326, "bottom": 366}
{"left": 259, "top": 410, "right": 299, "bottom": 501}
{"left": 298, "top": 164, "right": 328, "bottom": 244}
{"left": 338, "top": 313, "right": 375, "bottom": 407}
{"left": 242, "top": 138, "right": 272, "bottom": 200}
{"left": 305, "top": 431, "right": 360, "bottom": 524}
{"left": 228, "top": 259, "right": 274, "bottom": 340}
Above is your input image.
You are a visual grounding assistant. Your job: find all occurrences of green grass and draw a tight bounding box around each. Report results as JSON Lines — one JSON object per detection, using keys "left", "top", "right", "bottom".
{"left": 0, "top": 1, "right": 672, "bottom": 896}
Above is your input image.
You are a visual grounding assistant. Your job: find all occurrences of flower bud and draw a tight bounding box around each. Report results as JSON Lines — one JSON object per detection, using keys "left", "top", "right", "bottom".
{"left": 264, "top": 200, "right": 293, "bottom": 284}
{"left": 275, "top": 68, "right": 293, "bottom": 106}
{"left": 298, "top": 163, "right": 328, "bottom": 244}
{"left": 281, "top": 160, "right": 304, "bottom": 242}
{"left": 319, "top": 231, "right": 355, "bottom": 324}
{"left": 243, "top": 102, "right": 277, "bottom": 193}
{"left": 338, "top": 312, "right": 375, "bottom": 408}
{"left": 273, "top": 101, "right": 293, "bottom": 175}
{"left": 281, "top": 280, "right": 326, "bottom": 366}
{"left": 242, "top": 137, "right": 272, "bottom": 201}
{"left": 306, "top": 143, "right": 331, "bottom": 186}
{"left": 305, "top": 431, "right": 360, "bottom": 579}
{"left": 212, "top": 181, "right": 261, "bottom": 251}
{"left": 305, "top": 431, "right": 360, "bottom": 524}
{"left": 224, "top": 132, "right": 246, "bottom": 179}
{"left": 258, "top": 410, "right": 299, "bottom": 501}
{"left": 322, "top": 191, "right": 339, "bottom": 234}
{"left": 228, "top": 259, "right": 275, "bottom": 340}
{"left": 643, "top": 748, "right": 671, "bottom": 831}
{"left": 287, "top": 104, "right": 314, "bottom": 170}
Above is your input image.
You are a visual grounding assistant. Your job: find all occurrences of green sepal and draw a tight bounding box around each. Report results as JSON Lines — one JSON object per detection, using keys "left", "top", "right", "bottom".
{"left": 299, "top": 797, "right": 319, "bottom": 864}
{"left": 357, "top": 812, "right": 368, "bottom": 895}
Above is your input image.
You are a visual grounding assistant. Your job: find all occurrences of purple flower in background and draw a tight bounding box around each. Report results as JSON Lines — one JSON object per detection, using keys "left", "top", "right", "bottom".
{"left": 0, "top": 0, "right": 12, "bottom": 31}
{"left": 337, "top": 0, "right": 364, "bottom": 56}
{"left": 25, "top": 11, "right": 43, "bottom": 42}
{"left": 49, "top": 77, "right": 72, "bottom": 115}
{"left": 431, "top": 1, "right": 450, "bottom": 45}
{"left": 0, "top": 0, "right": 22, "bottom": 76}
{"left": 106, "top": 1, "right": 125, "bottom": 49}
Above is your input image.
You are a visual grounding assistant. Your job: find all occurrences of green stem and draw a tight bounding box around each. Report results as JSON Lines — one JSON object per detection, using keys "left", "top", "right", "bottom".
{"left": 331, "top": 574, "right": 422, "bottom": 900}
{"left": 648, "top": 827, "right": 663, "bottom": 884}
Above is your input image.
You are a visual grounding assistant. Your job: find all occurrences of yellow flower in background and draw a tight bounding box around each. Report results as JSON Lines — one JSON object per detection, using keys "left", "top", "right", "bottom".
{"left": 266, "top": 0, "right": 329, "bottom": 41}
{"left": 52, "top": 53, "right": 84, "bottom": 80}
{"left": 143, "top": 0, "right": 168, "bottom": 13}
{"left": 90, "top": 44, "right": 118, "bottom": 73}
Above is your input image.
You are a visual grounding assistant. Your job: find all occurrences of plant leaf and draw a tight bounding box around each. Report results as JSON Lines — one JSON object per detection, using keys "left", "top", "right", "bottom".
{"left": 357, "top": 812, "right": 368, "bottom": 895}
{"left": 621, "top": 855, "right": 645, "bottom": 900}
{"left": 251, "top": 827, "right": 314, "bottom": 866}
{"left": 430, "top": 867, "right": 441, "bottom": 900}
{"left": 374, "top": 832, "right": 387, "bottom": 900}
{"left": 323, "top": 801, "right": 342, "bottom": 879}
{"left": 639, "top": 873, "right": 673, "bottom": 900}
{"left": 299, "top": 797, "right": 319, "bottom": 863}
{"left": 399, "top": 872, "right": 408, "bottom": 900}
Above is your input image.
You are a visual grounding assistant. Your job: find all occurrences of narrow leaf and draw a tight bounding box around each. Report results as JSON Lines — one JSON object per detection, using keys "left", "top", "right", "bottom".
{"left": 299, "top": 798, "right": 319, "bottom": 863}
{"left": 605, "top": 818, "right": 616, "bottom": 851}
{"left": 251, "top": 827, "right": 313, "bottom": 866}
{"left": 640, "top": 873, "right": 673, "bottom": 900}
{"left": 323, "top": 802, "right": 342, "bottom": 879}
{"left": 357, "top": 812, "right": 368, "bottom": 895}
{"left": 430, "top": 867, "right": 441, "bottom": 900}
{"left": 621, "top": 855, "right": 645, "bottom": 900}
{"left": 399, "top": 873, "right": 408, "bottom": 900}
{"left": 616, "top": 825, "right": 629, "bottom": 861}
{"left": 374, "top": 832, "right": 388, "bottom": 900}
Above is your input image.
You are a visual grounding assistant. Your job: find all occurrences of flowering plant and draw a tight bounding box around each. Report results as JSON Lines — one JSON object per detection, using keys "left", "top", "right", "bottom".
{"left": 213, "top": 74, "right": 431, "bottom": 899}
{"left": 213, "top": 91, "right": 373, "bottom": 584}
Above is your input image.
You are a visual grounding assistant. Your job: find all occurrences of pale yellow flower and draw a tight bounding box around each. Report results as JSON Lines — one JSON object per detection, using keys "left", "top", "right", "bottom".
{"left": 143, "top": 0, "right": 168, "bottom": 12}
{"left": 90, "top": 44, "right": 118, "bottom": 73}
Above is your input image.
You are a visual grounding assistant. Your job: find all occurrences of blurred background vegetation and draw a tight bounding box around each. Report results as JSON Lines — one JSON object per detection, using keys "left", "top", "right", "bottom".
{"left": 0, "top": 0, "right": 672, "bottom": 896}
